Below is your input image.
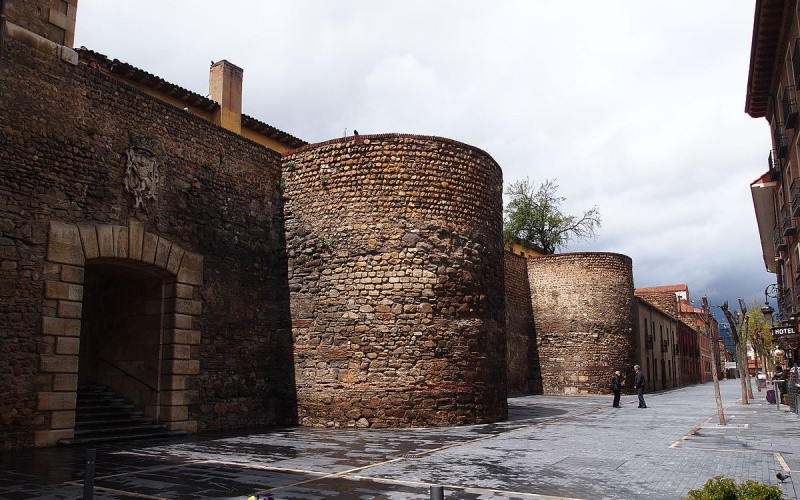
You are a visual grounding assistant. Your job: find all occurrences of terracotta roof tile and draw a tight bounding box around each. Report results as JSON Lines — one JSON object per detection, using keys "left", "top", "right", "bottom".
{"left": 635, "top": 284, "right": 688, "bottom": 294}
{"left": 76, "top": 47, "right": 306, "bottom": 149}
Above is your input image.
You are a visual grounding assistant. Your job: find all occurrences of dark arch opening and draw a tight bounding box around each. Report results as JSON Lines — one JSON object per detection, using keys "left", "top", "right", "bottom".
{"left": 79, "top": 261, "right": 172, "bottom": 419}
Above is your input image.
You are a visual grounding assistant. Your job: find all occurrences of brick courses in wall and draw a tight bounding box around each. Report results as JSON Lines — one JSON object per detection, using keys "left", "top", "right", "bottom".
{"left": 0, "top": 34, "right": 295, "bottom": 449}
{"left": 527, "top": 253, "right": 636, "bottom": 395}
{"left": 283, "top": 134, "right": 508, "bottom": 428}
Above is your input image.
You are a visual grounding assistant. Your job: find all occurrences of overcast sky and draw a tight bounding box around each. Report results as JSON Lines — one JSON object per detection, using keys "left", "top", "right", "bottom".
{"left": 73, "top": 1, "right": 774, "bottom": 311}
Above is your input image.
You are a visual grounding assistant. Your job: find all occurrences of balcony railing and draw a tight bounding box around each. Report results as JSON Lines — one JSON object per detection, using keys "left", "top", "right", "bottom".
{"left": 794, "top": 38, "right": 800, "bottom": 85}
{"left": 661, "top": 339, "right": 669, "bottom": 353}
{"left": 769, "top": 149, "right": 783, "bottom": 180}
{"left": 793, "top": 179, "right": 800, "bottom": 216}
{"left": 774, "top": 122, "right": 789, "bottom": 158}
{"left": 645, "top": 335, "right": 653, "bottom": 349}
{"left": 783, "top": 86, "right": 798, "bottom": 128}
{"left": 776, "top": 224, "right": 787, "bottom": 251}
{"left": 782, "top": 205, "right": 797, "bottom": 236}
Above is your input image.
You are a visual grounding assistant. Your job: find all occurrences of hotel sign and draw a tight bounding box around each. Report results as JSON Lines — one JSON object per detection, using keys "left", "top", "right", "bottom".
{"left": 771, "top": 326, "right": 798, "bottom": 336}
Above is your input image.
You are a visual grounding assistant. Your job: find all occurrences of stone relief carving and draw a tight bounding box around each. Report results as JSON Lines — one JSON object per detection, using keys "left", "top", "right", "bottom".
{"left": 124, "top": 134, "right": 159, "bottom": 210}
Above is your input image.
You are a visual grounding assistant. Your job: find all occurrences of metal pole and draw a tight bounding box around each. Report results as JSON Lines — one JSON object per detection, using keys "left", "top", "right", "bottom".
{"left": 430, "top": 485, "right": 444, "bottom": 499}
{"left": 83, "top": 448, "right": 95, "bottom": 500}
{"left": 774, "top": 380, "right": 781, "bottom": 411}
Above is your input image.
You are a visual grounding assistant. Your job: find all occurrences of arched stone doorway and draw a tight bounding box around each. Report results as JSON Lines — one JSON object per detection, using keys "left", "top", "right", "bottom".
{"left": 79, "top": 261, "right": 172, "bottom": 420}
{"left": 36, "top": 220, "right": 203, "bottom": 446}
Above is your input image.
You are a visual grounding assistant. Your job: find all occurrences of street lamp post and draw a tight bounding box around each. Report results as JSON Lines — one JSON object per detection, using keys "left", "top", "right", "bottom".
{"left": 757, "top": 287, "right": 777, "bottom": 385}
{"left": 761, "top": 284, "right": 783, "bottom": 409}
{"left": 761, "top": 284, "right": 776, "bottom": 323}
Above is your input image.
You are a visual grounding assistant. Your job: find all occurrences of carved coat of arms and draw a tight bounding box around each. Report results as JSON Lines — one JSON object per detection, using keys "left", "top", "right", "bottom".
{"left": 124, "top": 135, "right": 159, "bottom": 210}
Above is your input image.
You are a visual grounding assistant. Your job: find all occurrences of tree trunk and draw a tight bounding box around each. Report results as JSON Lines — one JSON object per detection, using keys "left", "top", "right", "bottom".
{"left": 743, "top": 318, "right": 754, "bottom": 400}
{"left": 736, "top": 340, "right": 750, "bottom": 404}
{"left": 704, "top": 296, "right": 726, "bottom": 425}
{"left": 745, "top": 354, "right": 754, "bottom": 399}
{"left": 710, "top": 334, "right": 726, "bottom": 425}
{"left": 721, "top": 302, "right": 748, "bottom": 404}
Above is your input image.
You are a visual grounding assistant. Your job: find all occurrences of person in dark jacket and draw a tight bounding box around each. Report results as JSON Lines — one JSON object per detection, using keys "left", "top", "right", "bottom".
{"left": 634, "top": 364, "right": 647, "bottom": 408}
{"left": 611, "top": 370, "right": 623, "bottom": 408}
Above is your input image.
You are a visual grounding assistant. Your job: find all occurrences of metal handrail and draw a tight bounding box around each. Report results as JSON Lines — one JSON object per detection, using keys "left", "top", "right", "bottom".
{"left": 774, "top": 122, "right": 789, "bottom": 158}
{"left": 97, "top": 357, "right": 159, "bottom": 393}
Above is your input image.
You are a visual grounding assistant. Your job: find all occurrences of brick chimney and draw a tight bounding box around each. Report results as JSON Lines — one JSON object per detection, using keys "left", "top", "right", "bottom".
{"left": 209, "top": 60, "right": 243, "bottom": 134}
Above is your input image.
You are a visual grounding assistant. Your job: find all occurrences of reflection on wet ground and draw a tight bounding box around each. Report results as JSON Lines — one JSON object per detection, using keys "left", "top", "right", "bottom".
{"left": 3, "top": 381, "right": 796, "bottom": 499}
{"left": 0, "top": 396, "right": 594, "bottom": 499}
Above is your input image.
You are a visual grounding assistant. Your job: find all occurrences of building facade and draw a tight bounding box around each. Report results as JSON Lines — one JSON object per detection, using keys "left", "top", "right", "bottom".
{"left": 634, "top": 298, "right": 678, "bottom": 391}
{"left": 748, "top": 0, "right": 800, "bottom": 366}
{"left": 635, "top": 285, "right": 704, "bottom": 386}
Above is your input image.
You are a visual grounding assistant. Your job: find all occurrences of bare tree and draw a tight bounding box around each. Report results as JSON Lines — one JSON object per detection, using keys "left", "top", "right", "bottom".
{"left": 736, "top": 299, "right": 755, "bottom": 401}
{"left": 703, "top": 296, "right": 726, "bottom": 425}
{"left": 720, "top": 301, "right": 749, "bottom": 404}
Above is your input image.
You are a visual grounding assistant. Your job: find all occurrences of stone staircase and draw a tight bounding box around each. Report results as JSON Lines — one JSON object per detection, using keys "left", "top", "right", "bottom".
{"left": 59, "top": 385, "right": 188, "bottom": 445}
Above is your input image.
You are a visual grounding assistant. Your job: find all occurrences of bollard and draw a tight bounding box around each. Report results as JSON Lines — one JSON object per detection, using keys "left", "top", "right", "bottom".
{"left": 83, "top": 448, "right": 95, "bottom": 500}
{"left": 430, "top": 485, "right": 444, "bottom": 499}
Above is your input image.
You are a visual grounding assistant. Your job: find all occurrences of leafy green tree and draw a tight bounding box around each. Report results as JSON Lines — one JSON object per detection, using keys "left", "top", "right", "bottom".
{"left": 747, "top": 298, "right": 774, "bottom": 377}
{"left": 502, "top": 177, "right": 601, "bottom": 254}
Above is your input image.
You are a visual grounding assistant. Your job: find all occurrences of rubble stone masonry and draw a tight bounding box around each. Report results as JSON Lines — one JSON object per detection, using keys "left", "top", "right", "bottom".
{"left": 527, "top": 253, "right": 636, "bottom": 394}
{"left": 0, "top": 35, "right": 295, "bottom": 448}
{"left": 283, "top": 135, "right": 508, "bottom": 427}
{"left": 504, "top": 251, "right": 541, "bottom": 394}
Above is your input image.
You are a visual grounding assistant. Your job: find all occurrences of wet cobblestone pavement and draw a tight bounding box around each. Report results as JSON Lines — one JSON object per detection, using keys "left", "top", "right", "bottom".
{"left": 1, "top": 379, "right": 798, "bottom": 499}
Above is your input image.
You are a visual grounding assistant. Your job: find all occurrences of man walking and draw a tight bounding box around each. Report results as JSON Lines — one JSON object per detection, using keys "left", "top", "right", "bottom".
{"left": 611, "top": 370, "right": 622, "bottom": 408}
{"left": 634, "top": 364, "right": 647, "bottom": 408}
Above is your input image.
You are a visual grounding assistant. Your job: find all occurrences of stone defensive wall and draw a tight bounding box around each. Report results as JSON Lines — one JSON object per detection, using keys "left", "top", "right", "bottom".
{"left": 504, "top": 251, "right": 541, "bottom": 395}
{"left": 0, "top": 34, "right": 296, "bottom": 448}
{"left": 282, "top": 134, "right": 508, "bottom": 427}
{"left": 527, "top": 252, "right": 636, "bottom": 394}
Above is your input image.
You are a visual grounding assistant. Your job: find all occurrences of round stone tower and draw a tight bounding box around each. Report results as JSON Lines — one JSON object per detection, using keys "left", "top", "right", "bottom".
{"left": 527, "top": 252, "right": 636, "bottom": 394}
{"left": 282, "top": 133, "right": 507, "bottom": 428}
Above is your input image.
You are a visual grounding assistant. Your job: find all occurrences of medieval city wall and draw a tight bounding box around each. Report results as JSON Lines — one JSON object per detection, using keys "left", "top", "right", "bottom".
{"left": 527, "top": 252, "right": 636, "bottom": 394}
{"left": 0, "top": 36, "right": 295, "bottom": 448}
{"left": 2, "top": 0, "right": 71, "bottom": 45}
{"left": 283, "top": 134, "right": 508, "bottom": 427}
{"left": 503, "top": 251, "right": 541, "bottom": 394}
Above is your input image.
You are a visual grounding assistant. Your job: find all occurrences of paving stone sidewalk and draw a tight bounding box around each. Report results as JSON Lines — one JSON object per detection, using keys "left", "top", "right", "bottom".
{"left": 1, "top": 378, "right": 798, "bottom": 499}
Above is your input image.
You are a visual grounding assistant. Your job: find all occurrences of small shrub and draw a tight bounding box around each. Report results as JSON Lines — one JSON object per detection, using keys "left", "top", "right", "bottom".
{"left": 736, "top": 480, "right": 784, "bottom": 500}
{"left": 683, "top": 476, "right": 785, "bottom": 500}
{"left": 684, "top": 476, "right": 737, "bottom": 500}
